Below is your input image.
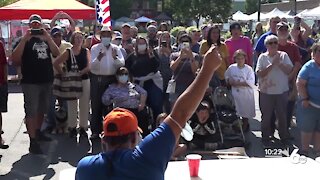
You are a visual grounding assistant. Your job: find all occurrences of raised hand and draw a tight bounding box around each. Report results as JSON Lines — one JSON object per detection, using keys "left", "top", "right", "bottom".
{"left": 203, "top": 45, "right": 222, "bottom": 71}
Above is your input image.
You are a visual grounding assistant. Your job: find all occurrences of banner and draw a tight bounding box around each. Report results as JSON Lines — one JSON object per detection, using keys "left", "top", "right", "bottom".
{"left": 96, "top": 0, "right": 111, "bottom": 26}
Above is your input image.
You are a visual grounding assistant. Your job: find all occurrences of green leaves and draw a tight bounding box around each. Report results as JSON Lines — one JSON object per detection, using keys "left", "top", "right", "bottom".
{"left": 0, "top": 0, "right": 18, "bottom": 7}
{"left": 165, "top": 0, "right": 232, "bottom": 23}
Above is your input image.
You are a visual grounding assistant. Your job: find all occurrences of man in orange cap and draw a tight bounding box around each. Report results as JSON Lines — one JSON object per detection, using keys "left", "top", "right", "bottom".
{"left": 76, "top": 44, "right": 222, "bottom": 179}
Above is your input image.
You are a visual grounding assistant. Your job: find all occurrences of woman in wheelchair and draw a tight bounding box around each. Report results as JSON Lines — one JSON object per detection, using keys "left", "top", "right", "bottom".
{"left": 101, "top": 67, "right": 150, "bottom": 137}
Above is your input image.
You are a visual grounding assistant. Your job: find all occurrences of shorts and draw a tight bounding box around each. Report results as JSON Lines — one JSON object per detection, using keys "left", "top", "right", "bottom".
{"left": 21, "top": 83, "right": 52, "bottom": 118}
{"left": 0, "top": 83, "right": 8, "bottom": 112}
{"left": 296, "top": 102, "right": 320, "bottom": 132}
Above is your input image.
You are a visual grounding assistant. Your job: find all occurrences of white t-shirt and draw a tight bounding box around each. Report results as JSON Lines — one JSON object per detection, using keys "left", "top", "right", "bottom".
{"left": 256, "top": 51, "right": 293, "bottom": 94}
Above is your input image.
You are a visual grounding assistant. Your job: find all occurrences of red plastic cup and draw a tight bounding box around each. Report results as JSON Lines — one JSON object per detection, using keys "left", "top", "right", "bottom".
{"left": 186, "top": 154, "right": 202, "bottom": 177}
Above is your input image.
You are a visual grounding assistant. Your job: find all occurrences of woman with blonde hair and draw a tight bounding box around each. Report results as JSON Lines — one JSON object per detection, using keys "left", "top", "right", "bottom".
{"left": 53, "top": 31, "right": 91, "bottom": 138}
{"left": 225, "top": 49, "right": 255, "bottom": 131}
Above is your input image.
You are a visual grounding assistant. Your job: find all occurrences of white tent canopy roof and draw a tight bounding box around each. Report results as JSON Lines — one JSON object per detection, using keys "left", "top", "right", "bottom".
{"left": 232, "top": 11, "right": 250, "bottom": 21}
{"left": 263, "top": 8, "right": 293, "bottom": 20}
{"left": 248, "top": 12, "right": 267, "bottom": 21}
{"left": 300, "top": 6, "right": 320, "bottom": 19}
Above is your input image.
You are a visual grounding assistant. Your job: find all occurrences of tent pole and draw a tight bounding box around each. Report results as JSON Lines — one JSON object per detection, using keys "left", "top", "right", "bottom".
{"left": 258, "top": 0, "right": 261, "bottom": 22}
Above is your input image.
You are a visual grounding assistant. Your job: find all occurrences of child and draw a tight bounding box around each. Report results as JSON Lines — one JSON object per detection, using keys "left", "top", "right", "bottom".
{"left": 189, "top": 101, "right": 220, "bottom": 150}
{"left": 224, "top": 49, "right": 256, "bottom": 132}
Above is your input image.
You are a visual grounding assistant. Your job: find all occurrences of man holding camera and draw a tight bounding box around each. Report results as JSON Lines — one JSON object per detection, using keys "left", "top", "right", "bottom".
{"left": 12, "top": 14, "right": 59, "bottom": 154}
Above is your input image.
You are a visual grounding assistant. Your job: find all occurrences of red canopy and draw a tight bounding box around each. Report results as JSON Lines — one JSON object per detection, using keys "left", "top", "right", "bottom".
{"left": 0, "top": 0, "right": 96, "bottom": 20}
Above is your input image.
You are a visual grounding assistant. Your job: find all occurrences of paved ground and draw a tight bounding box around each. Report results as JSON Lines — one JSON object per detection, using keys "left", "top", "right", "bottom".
{"left": 0, "top": 83, "right": 302, "bottom": 180}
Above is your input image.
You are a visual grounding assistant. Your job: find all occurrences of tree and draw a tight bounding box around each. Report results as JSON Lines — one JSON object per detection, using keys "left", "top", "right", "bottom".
{"left": 0, "top": 0, "right": 18, "bottom": 7}
{"left": 109, "top": 0, "right": 133, "bottom": 20}
{"left": 164, "top": 0, "right": 232, "bottom": 24}
{"left": 245, "top": 0, "right": 258, "bottom": 14}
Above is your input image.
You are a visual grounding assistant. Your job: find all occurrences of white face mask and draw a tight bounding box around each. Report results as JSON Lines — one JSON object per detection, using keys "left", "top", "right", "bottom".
{"left": 118, "top": 75, "right": 128, "bottom": 83}
{"left": 137, "top": 44, "right": 147, "bottom": 53}
{"left": 101, "top": 37, "right": 111, "bottom": 46}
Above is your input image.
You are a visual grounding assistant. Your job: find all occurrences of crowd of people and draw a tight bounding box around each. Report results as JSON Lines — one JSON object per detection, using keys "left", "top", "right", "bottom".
{"left": 0, "top": 11, "right": 320, "bottom": 162}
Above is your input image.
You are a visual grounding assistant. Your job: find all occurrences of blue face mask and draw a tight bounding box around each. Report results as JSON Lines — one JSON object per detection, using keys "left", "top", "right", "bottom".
{"left": 101, "top": 37, "right": 111, "bottom": 46}
{"left": 118, "top": 75, "right": 128, "bottom": 83}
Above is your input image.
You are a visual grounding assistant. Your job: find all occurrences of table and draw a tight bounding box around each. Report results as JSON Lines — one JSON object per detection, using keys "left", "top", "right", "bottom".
{"left": 165, "top": 157, "right": 320, "bottom": 180}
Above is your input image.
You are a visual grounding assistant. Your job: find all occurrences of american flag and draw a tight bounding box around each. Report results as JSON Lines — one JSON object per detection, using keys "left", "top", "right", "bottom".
{"left": 96, "top": 0, "right": 111, "bottom": 26}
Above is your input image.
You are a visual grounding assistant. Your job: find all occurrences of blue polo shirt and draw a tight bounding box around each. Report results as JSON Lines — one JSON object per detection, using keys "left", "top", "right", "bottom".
{"left": 254, "top": 31, "right": 275, "bottom": 53}
{"left": 298, "top": 60, "right": 320, "bottom": 106}
{"left": 76, "top": 123, "right": 176, "bottom": 180}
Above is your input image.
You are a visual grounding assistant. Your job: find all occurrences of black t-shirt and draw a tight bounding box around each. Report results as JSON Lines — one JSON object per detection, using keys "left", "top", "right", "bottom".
{"left": 66, "top": 48, "right": 89, "bottom": 79}
{"left": 21, "top": 37, "right": 54, "bottom": 84}
{"left": 125, "top": 53, "right": 159, "bottom": 77}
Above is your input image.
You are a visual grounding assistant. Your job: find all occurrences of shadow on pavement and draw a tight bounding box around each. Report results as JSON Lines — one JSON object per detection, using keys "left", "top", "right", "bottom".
{"left": 49, "top": 135, "right": 92, "bottom": 167}
{"left": 1, "top": 133, "right": 102, "bottom": 179}
{"left": 1, "top": 154, "right": 55, "bottom": 180}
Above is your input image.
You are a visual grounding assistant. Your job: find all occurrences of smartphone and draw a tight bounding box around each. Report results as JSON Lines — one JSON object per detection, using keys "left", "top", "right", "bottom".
{"left": 182, "top": 42, "right": 190, "bottom": 49}
{"left": 31, "top": 29, "right": 43, "bottom": 35}
{"left": 161, "top": 41, "right": 167, "bottom": 47}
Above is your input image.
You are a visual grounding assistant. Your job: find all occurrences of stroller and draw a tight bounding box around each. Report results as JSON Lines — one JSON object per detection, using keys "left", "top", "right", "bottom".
{"left": 211, "top": 86, "right": 246, "bottom": 148}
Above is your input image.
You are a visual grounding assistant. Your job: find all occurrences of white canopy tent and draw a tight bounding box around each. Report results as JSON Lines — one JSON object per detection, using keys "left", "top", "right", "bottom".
{"left": 232, "top": 11, "right": 250, "bottom": 21}
{"left": 248, "top": 12, "right": 267, "bottom": 21}
{"left": 262, "top": 8, "right": 293, "bottom": 21}
{"left": 300, "top": 6, "right": 320, "bottom": 19}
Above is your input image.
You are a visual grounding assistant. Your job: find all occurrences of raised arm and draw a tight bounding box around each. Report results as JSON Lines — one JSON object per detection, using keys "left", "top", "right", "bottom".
{"left": 53, "top": 49, "right": 69, "bottom": 74}
{"left": 164, "top": 45, "right": 222, "bottom": 140}
{"left": 11, "top": 31, "right": 31, "bottom": 66}
{"left": 51, "top": 11, "right": 76, "bottom": 31}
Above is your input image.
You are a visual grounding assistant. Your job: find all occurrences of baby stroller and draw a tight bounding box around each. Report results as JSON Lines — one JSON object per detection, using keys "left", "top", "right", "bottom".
{"left": 211, "top": 86, "right": 246, "bottom": 148}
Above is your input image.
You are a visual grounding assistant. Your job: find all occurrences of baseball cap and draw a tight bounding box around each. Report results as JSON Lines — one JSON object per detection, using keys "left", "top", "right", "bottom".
{"left": 51, "top": 26, "right": 62, "bottom": 36}
{"left": 114, "top": 31, "right": 122, "bottom": 39}
{"left": 121, "top": 23, "right": 131, "bottom": 28}
{"left": 147, "top": 25, "right": 157, "bottom": 32}
{"left": 103, "top": 108, "right": 142, "bottom": 137}
{"left": 29, "top": 14, "right": 42, "bottom": 24}
{"left": 277, "top": 22, "right": 289, "bottom": 30}
{"left": 101, "top": 26, "right": 112, "bottom": 32}
{"left": 229, "top": 22, "right": 241, "bottom": 31}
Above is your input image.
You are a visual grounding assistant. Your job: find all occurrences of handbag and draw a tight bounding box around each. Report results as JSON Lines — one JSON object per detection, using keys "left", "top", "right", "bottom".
{"left": 53, "top": 48, "right": 83, "bottom": 100}
{"left": 166, "top": 60, "right": 186, "bottom": 94}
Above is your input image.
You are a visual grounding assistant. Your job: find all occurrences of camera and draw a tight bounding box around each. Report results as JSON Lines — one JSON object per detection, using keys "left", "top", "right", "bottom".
{"left": 161, "top": 41, "right": 167, "bottom": 47}
{"left": 31, "top": 29, "right": 43, "bottom": 35}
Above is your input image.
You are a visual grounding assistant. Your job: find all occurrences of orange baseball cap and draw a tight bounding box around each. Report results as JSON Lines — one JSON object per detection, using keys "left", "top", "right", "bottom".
{"left": 103, "top": 108, "right": 142, "bottom": 137}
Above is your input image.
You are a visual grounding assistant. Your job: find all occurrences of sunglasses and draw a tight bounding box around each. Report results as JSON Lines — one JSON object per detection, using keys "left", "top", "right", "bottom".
{"left": 119, "top": 73, "right": 129, "bottom": 75}
{"left": 267, "top": 41, "right": 278, "bottom": 45}
{"left": 53, "top": 34, "right": 62, "bottom": 38}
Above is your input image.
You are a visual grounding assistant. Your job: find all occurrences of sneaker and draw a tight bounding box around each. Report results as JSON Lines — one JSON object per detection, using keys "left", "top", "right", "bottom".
{"left": 79, "top": 128, "right": 88, "bottom": 138}
{"left": 36, "top": 130, "right": 52, "bottom": 142}
{"left": 29, "top": 141, "right": 43, "bottom": 154}
{"left": 90, "top": 133, "right": 100, "bottom": 140}
{"left": 68, "top": 127, "right": 77, "bottom": 138}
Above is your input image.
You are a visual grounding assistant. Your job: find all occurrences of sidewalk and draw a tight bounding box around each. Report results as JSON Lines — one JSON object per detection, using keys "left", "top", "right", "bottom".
{"left": 0, "top": 83, "right": 302, "bottom": 179}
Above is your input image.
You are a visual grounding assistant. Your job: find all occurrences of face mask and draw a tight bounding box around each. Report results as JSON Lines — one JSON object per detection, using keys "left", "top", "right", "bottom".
{"left": 118, "top": 75, "right": 128, "bottom": 83}
{"left": 137, "top": 44, "right": 147, "bottom": 53}
{"left": 114, "top": 39, "right": 121, "bottom": 46}
{"left": 101, "top": 37, "right": 111, "bottom": 46}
